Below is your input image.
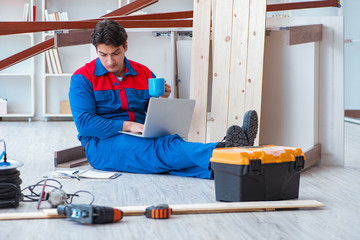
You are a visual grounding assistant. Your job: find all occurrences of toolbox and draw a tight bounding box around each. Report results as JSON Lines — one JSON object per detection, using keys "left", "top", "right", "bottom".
{"left": 210, "top": 145, "right": 305, "bottom": 202}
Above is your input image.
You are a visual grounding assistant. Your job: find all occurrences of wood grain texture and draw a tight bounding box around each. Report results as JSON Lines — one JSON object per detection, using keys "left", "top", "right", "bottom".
{"left": 0, "top": 38, "right": 54, "bottom": 71}
{"left": 289, "top": 24, "right": 322, "bottom": 45}
{"left": 0, "top": 121, "right": 359, "bottom": 239}
{"left": 208, "top": 0, "right": 234, "bottom": 142}
{"left": 267, "top": 0, "right": 339, "bottom": 12}
{"left": 227, "top": 0, "right": 250, "bottom": 127}
{"left": 0, "top": 200, "right": 324, "bottom": 220}
{"left": 188, "top": 0, "right": 212, "bottom": 143}
{"left": 345, "top": 110, "right": 360, "bottom": 118}
{"left": 244, "top": 0, "right": 267, "bottom": 146}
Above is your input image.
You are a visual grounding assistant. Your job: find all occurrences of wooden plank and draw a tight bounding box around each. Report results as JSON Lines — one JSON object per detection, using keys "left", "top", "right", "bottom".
{"left": 102, "top": 0, "right": 158, "bottom": 17}
{"left": 244, "top": 0, "right": 267, "bottom": 145}
{"left": 289, "top": 24, "right": 323, "bottom": 45}
{"left": 55, "top": 11, "right": 194, "bottom": 48}
{"left": 56, "top": 158, "right": 89, "bottom": 168}
{"left": 54, "top": 145, "right": 87, "bottom": 168}
{"left": 267, "top": 0, "right": 339, "bottom": 12}
{"left": 227, "top": 0, "right": 250, "bottom": 128}
{"left": 345, "top": 110, "right": 360, "bottom": 118}
{"left": 55, "top": 29, "right": 93, "bottom": 48}
{"left": 208, "top": 0, "right": 234, "bottom": 142}
{"left": 0, "top": 38, "right": 54, "bottom": 71}
{"left": 0, "top": 200, "right": 325, "bottom": 220}
{"left": 304, "top": 144, "right": 321, "bottom": 170}
{"left": 101, "top": 10, "right": 193, "bottom": 20}
{"left": 188, "top": 0, "right": 212, "bottom": 143}
{"left": 0, "top": 20, "right": 193, "bottom": 36}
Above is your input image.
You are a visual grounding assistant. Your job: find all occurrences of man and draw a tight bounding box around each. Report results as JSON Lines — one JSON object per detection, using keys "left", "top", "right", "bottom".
{"left": 69, "top": 19, "right": 258, "bottom": 179}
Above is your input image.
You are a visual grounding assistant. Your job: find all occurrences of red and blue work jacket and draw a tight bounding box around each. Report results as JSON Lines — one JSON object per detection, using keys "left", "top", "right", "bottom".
{"left": 69, "top": 57, "right": 155, "bottom": 148}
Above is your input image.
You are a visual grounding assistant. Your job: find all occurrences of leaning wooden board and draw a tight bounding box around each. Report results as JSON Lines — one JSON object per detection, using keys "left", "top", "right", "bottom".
{"left": 0, "top": 200, "right": 324, "bottom": 220}
{"left": 189, "top": 0, "right": 267, "bottom": 144}
{"left": 188, "top": 0, "right": 212, "bottom": 143}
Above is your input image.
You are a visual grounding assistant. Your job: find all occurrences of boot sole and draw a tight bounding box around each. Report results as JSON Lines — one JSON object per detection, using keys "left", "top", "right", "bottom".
{"left": 225, "top": 125, "right": 249, "bottom": 147}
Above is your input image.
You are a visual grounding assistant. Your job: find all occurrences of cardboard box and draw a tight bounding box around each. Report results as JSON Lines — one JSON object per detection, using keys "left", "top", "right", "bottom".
{"left": 210, "top": 145, "right": 305, "bottom": 202}
{"left": 60, "top": 101, "right": 71, "bottom": 114}
{"left": 0, "top": 99, "right": 7, "bottom": 115}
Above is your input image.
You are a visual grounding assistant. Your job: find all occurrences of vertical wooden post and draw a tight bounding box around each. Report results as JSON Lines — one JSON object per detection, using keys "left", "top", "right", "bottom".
{"left": 188, "top": 0, "right": 212, "bottom": 143}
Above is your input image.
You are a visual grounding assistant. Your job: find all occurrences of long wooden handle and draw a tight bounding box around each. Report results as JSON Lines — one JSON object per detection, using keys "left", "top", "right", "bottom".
{"left": 0, "top": 200, "right": 324, "bottom": 220}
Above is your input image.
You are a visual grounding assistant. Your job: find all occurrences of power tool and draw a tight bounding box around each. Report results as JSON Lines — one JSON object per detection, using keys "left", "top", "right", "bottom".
{"left": 57, "top": 204, "right": 123, "bottom": 224}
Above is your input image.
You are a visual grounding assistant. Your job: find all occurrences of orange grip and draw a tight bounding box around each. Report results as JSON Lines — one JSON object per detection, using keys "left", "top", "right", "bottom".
{"left": 113, "top": 208, "right": 124, "bottom": 222}
{"left": 145, "top": 204, "right": 172, "bottom": 219}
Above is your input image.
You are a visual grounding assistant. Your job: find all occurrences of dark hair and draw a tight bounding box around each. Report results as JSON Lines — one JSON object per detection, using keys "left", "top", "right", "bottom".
{"left": 91, "top": 19, "right": 128, "bottom": 48}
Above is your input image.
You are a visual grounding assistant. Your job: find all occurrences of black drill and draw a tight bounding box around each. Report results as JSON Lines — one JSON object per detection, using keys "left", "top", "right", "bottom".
{"left": 57, "top": 204, "right": 123, "bottom": 224}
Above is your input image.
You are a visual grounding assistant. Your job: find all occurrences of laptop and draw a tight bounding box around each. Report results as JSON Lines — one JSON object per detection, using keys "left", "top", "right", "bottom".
{"left": 120, "top": 98, "right": 195, "bottom": 139}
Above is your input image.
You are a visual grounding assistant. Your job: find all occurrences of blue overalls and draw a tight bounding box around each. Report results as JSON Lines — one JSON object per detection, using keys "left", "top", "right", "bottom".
{"left": 69, "top": 57, "right": 217, "bottom": 179}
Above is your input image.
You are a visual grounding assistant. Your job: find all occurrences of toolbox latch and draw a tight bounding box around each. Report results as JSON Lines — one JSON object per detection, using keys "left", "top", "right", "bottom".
{"left": 249, "top": 159, "right": 262, "bottom": 174}
{"left": 294, "top": 155, "right": 305, "bottom": 171}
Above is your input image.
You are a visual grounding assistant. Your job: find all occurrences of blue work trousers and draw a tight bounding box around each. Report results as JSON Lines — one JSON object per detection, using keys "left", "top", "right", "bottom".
{"left": 85, "top": 134, "right": 217, "bottom": 179}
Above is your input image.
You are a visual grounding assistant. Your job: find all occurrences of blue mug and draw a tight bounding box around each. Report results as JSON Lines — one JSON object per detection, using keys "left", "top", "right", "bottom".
{"left": 148, "top": 78, "right": 165, "bottom": 97}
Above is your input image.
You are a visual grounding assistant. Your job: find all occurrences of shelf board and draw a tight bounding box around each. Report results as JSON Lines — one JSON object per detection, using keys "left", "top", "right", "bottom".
{"left": 44, "top": 73, "right": 72, "bottom": 77}
{"left": 0, "top": 113, "right": 33, "bottom": 117}
{"left": 0, "top": 73, "right": 32, "bottom": 77}
{"left": 43, "top": 113, "right": 72, "bottom": 117}
{"left": 126, "top": 27, "right": 193, "bottom": 33}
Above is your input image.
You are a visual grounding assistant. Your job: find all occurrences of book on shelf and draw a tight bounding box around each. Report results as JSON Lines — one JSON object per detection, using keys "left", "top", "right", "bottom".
{"left": 45, "top": 10, "right": 69, "bottom": 22}
{"left": 45, "top": 49, "right": 63, "bottom": 74}
{"left": 45, "top": 50, "right": 54, "bottom": 74}
{"left": 52, "top": 49, "right": 63, "bottom": 74}
{"left": 44, "top": 10, "right": 68, "bottom": 34}
{"left": 23, "top": 3, "right": 36, "bottom": 21}
{"left": 48, "top": 49, "right": 58, "bottom": 74}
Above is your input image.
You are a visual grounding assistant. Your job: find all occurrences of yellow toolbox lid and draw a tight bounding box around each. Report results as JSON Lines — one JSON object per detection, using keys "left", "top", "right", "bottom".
{"left": 210, "top": 145, "right": 305, "bottom": 165}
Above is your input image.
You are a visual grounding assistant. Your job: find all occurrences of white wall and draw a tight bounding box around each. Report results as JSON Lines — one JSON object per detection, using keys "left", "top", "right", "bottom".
{"left": 343, "top": 0, "right": 360, "bottom": 109}
{"left": 264, "top": 17, "right": 344, "bottom": 166}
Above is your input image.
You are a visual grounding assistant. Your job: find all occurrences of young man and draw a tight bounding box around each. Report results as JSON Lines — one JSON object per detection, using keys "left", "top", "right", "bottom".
{"left": 69, "top": 19, "right": 258, "bottom": 179}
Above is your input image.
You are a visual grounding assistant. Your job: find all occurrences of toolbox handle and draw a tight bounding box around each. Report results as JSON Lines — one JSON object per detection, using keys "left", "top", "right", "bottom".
{"left": 294, "top": 156, "right": 305, "bottom": 171}
{"left": 249, "top": 159, "right": 262, "bottom": 175}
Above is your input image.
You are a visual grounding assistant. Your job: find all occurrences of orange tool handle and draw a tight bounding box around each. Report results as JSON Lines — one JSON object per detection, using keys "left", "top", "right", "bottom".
{"left": 145, "top": 204, "right": 172, "bottom": 219}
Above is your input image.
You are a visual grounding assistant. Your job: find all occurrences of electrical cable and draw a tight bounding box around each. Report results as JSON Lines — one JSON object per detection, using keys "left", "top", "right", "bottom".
{"left": 0, "top": 140, "right": 23, "bottom": 208}
{"left": 0, "top": 139, "right": 95, "bottom": 209}
{"left": 21, "top": 178, "right": 95, "bottom": 207}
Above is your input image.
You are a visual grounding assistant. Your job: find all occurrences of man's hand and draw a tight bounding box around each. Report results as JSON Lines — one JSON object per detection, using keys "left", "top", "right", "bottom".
{"left": 161, "top": 81, "right": 172, "bottom": 98}
{"left": 122, "top": 121, "right": 144, "bottom": 133}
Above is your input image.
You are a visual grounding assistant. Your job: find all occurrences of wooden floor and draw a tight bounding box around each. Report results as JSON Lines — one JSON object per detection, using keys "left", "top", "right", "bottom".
{"left": 0, "top": 121, "right": 359, "bottom": 240}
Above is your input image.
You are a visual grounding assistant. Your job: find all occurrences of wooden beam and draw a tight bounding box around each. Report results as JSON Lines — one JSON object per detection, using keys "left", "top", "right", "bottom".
{"left": 102, "top": 0, "right": 159, "bottom": 17}
{"left": 267, "top": 0, "right": 339, "bottom": 12}
{"left": 55, "top": 29, "right": 93, "bottom": 48}
{"left": 0, "top": 20, "right": 193, "bottom": 36}
{"left": 289, "top": 24, "right": 323, "bottom": 45}
{"left": 101, "top": 10, "right": 193, "bottom": 20}
{"left": 0, "top": 200, "right": 324, "bottom": 220}
{"left": 0, "top": 38, "right": 54, "bottom": 71}
{"left": 345, "top": 110, "right": 360, "bottom": 118}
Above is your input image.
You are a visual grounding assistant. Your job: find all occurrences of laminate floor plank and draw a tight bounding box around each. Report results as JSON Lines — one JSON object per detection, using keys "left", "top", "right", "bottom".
{"left": 0, "top": 121, "right": 359, "bottom": 240}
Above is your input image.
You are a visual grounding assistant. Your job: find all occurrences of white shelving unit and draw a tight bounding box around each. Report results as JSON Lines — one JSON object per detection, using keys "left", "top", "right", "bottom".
{"left": 41, "top": 0, "right": 122, "bottom": 120}
{"left": 0, "top": 0, "right": 35, "bottom": 121}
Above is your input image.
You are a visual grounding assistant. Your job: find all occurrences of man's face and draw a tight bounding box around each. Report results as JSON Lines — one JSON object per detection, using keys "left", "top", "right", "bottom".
{"left": 96, "top": 42, "right": 128, "bottom": 76}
